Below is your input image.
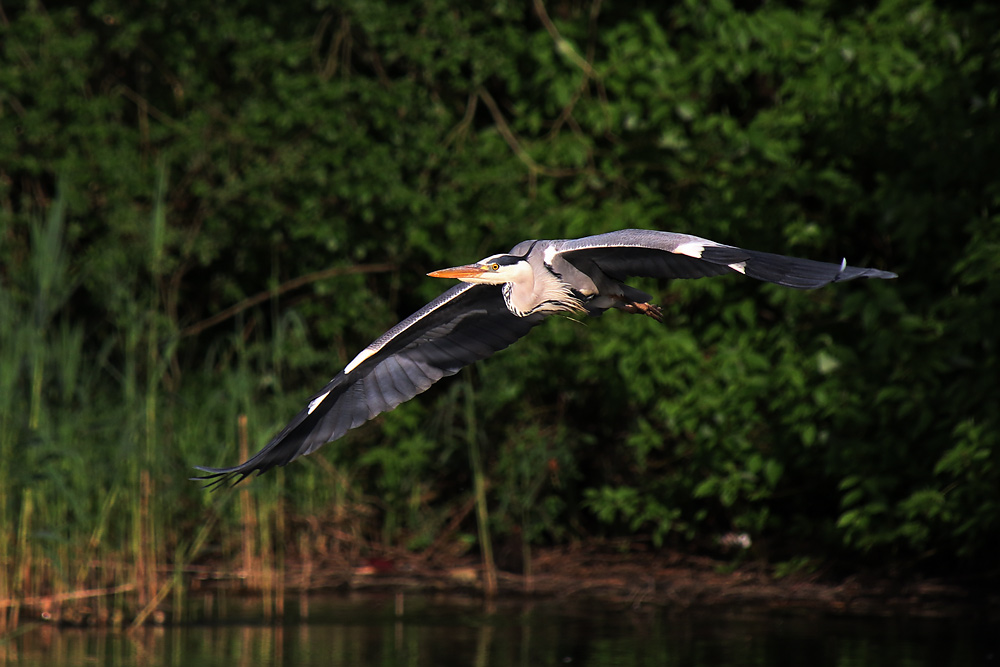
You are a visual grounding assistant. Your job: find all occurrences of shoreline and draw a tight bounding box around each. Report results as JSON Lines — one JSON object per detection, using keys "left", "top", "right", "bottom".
{"left": 6, "top": 546, "right": 995, "bottom": 629}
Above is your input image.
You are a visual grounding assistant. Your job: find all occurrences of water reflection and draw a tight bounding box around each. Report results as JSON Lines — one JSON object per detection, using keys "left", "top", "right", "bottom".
{"left": 4, "top": 594, "right": 993, "bottom": 667}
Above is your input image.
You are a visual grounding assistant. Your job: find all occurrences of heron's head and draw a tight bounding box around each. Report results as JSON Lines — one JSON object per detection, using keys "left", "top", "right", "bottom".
{"left": 427, "top": 254, "right": 531, "bottom": 286}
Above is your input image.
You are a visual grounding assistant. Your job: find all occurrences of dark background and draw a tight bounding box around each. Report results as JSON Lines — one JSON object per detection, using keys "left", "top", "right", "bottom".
{"left": 1, "top": 0, "right": 997, "bottom": 594}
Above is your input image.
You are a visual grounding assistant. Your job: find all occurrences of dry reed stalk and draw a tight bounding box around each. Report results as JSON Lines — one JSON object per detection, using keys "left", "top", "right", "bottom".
{"left": 238, "top": 414, "right": 261, "bottom": 589}
{"left": 274, "top": 487, "right": 286, "bottom": 618}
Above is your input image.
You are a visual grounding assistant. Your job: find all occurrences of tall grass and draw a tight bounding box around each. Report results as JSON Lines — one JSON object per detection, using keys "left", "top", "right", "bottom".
{"left": 0, "top": 174, "right": 349, "bottom": 632}
{"left": 0, "top": 283, "right": 18, "bottom": 632}
{"left": 464, "top": 379, "right": 497, "bottom": 597}
{"left": 1, "top": 183, "right": 75, "bottom": 631}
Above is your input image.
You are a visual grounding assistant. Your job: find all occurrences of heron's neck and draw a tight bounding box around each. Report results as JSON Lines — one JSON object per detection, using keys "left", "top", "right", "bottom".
{"left": 502, "top": 268, "right": 583, "bottom": 317}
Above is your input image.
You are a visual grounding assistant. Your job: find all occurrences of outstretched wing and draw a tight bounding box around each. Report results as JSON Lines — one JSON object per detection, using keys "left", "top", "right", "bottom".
{"left": 551, "top": 229, "right": 897, "bottom": 288}
{"left": 195, "top": 283, "right": 546, "bottom": 486}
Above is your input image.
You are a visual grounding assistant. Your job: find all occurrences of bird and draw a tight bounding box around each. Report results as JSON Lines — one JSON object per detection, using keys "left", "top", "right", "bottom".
{"left": 195, "top": 229, "right": 896, "bottom": 487}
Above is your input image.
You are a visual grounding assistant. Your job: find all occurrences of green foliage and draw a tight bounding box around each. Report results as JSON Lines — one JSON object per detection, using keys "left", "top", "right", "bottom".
{"left": 583, "top": 486, "right": 686, "bottom": 547}
{"left": 1, "top": 0, "right": 998, "bottom": 597}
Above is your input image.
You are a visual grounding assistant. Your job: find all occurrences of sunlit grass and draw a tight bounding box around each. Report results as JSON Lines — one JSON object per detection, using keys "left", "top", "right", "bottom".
{"left": 0, "top": 175, "right": 351, "bottom": 632}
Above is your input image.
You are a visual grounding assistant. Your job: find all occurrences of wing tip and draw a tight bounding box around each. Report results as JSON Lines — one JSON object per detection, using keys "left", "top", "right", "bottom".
{"left": 190, "top": 465, "right": 255, "bottom": 490}
{"left": 700, "top": 245, "right": 897, "bottom": 289}
{"left": 833, "top": 264, "right": 899, "bottom": 284}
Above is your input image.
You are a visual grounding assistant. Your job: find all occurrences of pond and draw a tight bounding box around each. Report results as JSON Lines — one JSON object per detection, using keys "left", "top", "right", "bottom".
{"left": 4, "top": 593, "right": 993, "bottom": 667}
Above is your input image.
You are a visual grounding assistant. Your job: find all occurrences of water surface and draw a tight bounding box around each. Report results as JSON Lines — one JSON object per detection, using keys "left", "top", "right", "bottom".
{"left": 5, "top": 593, "right": 993, "bottom": 666}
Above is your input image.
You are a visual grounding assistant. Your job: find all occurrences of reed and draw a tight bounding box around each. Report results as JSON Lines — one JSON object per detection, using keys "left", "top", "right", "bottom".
{"left": 0, "top": 293, "right": 17, "bottom": 632}
{"left": 1, "top": 184, "right": 73, "bottom": 631}
{"left": 464, "top": 379, "right": 497, "bottom": 597}
{"left": 0, "top": 175, "right": 377, "bottom": 634}
{"left": 238, "top": 415, "right": 260, "bottom": 588}
{"left": 0, "top": 175, "right": 175, "bottom": 630}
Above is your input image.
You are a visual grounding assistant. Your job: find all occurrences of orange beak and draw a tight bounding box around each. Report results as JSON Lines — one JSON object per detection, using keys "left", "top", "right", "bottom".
{"left": 427, "top": 264, "right": 488, "bottom": 280}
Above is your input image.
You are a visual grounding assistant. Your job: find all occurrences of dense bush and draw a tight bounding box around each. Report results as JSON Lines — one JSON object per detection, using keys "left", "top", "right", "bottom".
{"left": 1, "top": 0, "right": 997, "bottom": 585}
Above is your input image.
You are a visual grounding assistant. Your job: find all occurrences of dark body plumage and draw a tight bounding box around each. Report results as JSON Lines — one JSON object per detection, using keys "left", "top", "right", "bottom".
{"left": 195, "top": 229, "right": 896, "bottom": 486}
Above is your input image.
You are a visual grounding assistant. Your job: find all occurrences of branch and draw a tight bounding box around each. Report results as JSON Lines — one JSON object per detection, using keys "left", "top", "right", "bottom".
{"left": 476, "top": 87, "right": 577, "bottom": 178}
{"left": 179, "top": 262, "right": 396, "bottom": 338}
{"left": 532, "top": 0, "right": 599, "bottom": 80}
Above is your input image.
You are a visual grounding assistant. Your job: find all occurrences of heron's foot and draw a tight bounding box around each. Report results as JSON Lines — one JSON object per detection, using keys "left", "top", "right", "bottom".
{"left": 622, "top": 301, "right": 663, "bottom": 322}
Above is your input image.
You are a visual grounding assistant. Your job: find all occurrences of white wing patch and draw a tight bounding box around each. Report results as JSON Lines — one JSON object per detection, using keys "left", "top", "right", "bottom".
{"left": 728, "top": 261, "right": 747, "bottom": 275}
{"left": 674, "top": 241, "right": 706, "bottom": 258}
{"left": 543, "top": 244, "right": 558, "bottom": 266}
{"left": 307, "top": 390, "right": 332, "bottom": 415}
{"left": 344, "top": 347, "right": 377, "bottom": 374}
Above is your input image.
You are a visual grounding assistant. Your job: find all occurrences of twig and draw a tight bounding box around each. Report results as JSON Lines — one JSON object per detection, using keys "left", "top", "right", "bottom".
{"left": 115, "top": 84, "right": 183, "bottom": 132}
{"left": 313, "top": 12, "right": 354, "bottom": 81}
{"left": 0, "top": 584, "right": 136, "bottom": 610}
{"left": 424, "top": 494, "right": 479, "bottom": 560}
{"left": 476, "top": 88, "right": 576, "bottom": 178}
{"left": 129, "top": 489, "right": 232, "bottom": 630}
{"left": 179, "top": 262, "right": 396, "bottom": 338}
{"left": 532, "top": 0, "right": 599, "bottom": 80}
{"left": 443, "top": 93, "right": 479, "bottom": 148}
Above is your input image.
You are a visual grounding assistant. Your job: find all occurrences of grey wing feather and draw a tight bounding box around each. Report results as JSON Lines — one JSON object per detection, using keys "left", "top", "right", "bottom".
{"left": 194, "top": 284, "right": 546, "bottom": 486}
{"left": 553, "top": 229, "right": 897, "bottom": 288}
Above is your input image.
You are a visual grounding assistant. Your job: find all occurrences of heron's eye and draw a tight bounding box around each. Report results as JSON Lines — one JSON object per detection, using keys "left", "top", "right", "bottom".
{"left": 490, "top": 263, "right": 500, "bottom": 271}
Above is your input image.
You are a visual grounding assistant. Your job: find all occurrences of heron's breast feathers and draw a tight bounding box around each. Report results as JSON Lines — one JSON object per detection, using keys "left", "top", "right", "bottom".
{"left": 502, "top": 275, "right": 585, "bottom": 317}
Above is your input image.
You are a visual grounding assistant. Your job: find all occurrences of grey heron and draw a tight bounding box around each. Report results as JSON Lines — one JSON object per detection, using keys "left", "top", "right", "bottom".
{"left": 195, "top": 229, "right": 896, "bottom": 486}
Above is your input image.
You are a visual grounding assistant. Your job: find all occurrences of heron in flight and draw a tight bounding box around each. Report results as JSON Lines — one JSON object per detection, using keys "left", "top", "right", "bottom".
{"left": 196, "top": 229, "right": 895, "bottom": 486}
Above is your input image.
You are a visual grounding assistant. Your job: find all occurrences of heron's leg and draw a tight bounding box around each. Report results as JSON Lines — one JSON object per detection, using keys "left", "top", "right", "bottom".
{"left": 620, "top": 301, "right": 663, "bottom": 322}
